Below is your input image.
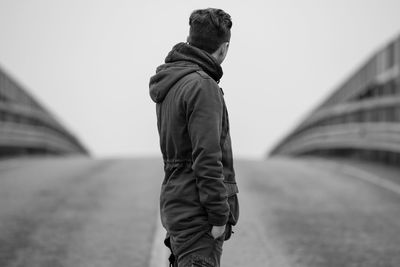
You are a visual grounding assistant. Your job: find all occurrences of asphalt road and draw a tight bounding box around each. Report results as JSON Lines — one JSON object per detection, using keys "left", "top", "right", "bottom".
{"left": 223, "top": 157, "right": 400, "bottom": 267}
{"left": 1, "top": 156, "right": 400, "bottom": 267}
{"left": 0, "top": 157, "right": 163, "bottom": 267}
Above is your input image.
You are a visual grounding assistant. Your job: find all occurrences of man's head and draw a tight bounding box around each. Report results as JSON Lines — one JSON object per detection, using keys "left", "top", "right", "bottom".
{"left": 187, "top": 8, "right": 232, "bottom": 64}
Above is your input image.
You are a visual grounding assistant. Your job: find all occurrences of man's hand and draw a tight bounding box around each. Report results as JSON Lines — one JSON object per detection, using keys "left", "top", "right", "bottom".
{"left": 211, "top": 224, "right": 226, "bottom": 239}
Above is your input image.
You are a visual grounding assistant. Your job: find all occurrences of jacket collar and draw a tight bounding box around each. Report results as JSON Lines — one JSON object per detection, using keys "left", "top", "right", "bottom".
{"left": 165, "top": 42, "right": 223, "bottom": 83}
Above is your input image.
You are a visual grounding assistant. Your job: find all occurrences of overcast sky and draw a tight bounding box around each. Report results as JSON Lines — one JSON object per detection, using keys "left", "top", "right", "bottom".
{"left": 0, "top": 0, "right": 400, "bottom": 159}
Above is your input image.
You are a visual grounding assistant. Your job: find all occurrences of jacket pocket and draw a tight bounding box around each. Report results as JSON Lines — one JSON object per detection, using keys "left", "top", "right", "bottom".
{"left": 224, "top": 181, "right": 239, "bottom": 226}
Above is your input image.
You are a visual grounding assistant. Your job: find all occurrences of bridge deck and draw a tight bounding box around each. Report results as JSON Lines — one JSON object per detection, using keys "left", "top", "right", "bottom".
{"left": 0, "top": 157, "right": 399, "bottom": 267}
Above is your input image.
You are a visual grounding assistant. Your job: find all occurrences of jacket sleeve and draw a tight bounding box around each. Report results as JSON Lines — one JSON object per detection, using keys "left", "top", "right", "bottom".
{"left": 185, "top": 78, "right": 229, "bottom": 226}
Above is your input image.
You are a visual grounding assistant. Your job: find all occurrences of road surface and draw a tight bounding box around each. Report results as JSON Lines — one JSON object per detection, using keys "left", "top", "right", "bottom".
{"left": 223, "top": 157, "right": 400, "bottom": 267}
{"left": 0, "top": 157, "right": 162, "bottom": 267}
{"left": 0, "top": 156, "right": 400, "bottom": 267}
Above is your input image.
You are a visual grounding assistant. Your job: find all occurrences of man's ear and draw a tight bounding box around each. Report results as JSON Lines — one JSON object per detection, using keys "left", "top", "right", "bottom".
{"left": 224, "top": 42, "right": 230, "bottom": 51}
{"left": 212, "top": 42, "right": 229, "bottom": 64}
{"left": 221, "top": 42, "right": 229, "bottom": 57}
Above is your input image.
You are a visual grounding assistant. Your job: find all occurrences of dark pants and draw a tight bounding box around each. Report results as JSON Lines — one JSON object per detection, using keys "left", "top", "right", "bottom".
{"left": 168, "top": 230, "right": 225, "bottom": 267}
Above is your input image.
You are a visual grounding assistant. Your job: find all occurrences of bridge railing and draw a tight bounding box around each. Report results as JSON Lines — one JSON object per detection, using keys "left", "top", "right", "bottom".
{"left": 0, "top": 66, "right": 88, "bottom": 157}
{"left": 270, "top": 34, "right": 400, "bottom": 164}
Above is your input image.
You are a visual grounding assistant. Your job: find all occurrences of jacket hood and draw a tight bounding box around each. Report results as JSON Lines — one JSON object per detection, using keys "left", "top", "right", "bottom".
{"left": 149, "top": 42, "right": 223, "bottom": 103}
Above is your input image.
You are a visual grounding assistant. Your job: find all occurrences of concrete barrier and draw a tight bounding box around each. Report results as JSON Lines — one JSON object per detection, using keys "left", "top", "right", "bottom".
{"left": 0, "top": 66, "right": 88, "bottom": 157}
{"left": 271, "top": 34, "right": 400, "bottom": 165}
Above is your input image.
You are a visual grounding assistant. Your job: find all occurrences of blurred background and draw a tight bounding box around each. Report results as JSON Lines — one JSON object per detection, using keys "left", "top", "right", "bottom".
{"left": 1, "top": 0, "right": 400, "bottom": 159}
{"left": 1, "top": 1, "right": 400, "bottom": 266}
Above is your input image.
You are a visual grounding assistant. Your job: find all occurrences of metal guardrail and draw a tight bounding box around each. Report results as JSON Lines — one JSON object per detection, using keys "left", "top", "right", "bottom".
{"left": 0, "top": 122, "right": 86, "bottom": 154}
{"left": 270, "top": 34, "right": 400, "bottom": 164}
{"left": 0, "top": 66, "right": 88, "bottom": 157}
{"left": 275, "top": 123, "right": 400, "bottom": 155}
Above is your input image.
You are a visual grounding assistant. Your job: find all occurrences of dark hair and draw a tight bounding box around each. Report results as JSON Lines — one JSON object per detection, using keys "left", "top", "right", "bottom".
{"left": 188, "top": 8, "right": 232, "bottom": 54}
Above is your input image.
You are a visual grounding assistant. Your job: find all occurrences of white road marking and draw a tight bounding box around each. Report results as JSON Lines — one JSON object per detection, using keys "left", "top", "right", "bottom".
{"left": 338, "top": 164, "right": 400, "bottom": 196}
{"left": 149, "top": 212, "right": 169, "bottom": 267}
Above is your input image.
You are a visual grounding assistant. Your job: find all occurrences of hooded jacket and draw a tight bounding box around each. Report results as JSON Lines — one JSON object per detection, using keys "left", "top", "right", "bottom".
{"left": 149, "top": 43, "right": 239, "bottom": 253}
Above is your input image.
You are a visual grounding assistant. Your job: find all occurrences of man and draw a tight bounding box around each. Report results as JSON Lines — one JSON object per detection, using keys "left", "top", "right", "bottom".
{"left": 149, "top": 8, "right": 239, "bottom": 267}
